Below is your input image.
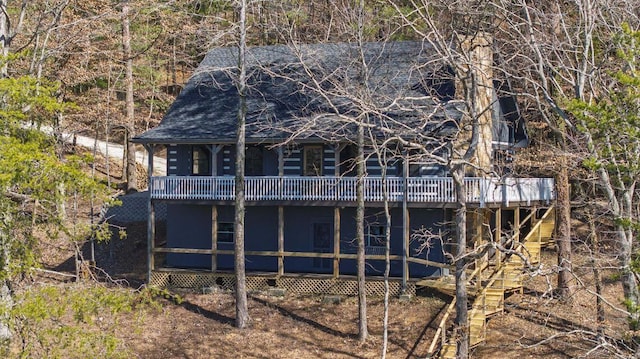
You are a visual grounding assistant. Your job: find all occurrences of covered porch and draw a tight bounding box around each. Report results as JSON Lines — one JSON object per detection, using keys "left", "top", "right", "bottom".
{"left": 149, "top": 175, "right": 555, "bottom": 207}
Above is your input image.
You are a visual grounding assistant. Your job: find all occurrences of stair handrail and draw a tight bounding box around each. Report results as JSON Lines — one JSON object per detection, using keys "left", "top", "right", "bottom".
{"left": 427, "top": 296, "right": 456, "bottom": 356}
{"left": 426, "top": 266, "right": 482, "bottom": 356}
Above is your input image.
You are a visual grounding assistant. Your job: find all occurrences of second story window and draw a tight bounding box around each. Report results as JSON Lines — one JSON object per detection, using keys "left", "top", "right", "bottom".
{"left": 303, "top": 145, "right": 323, "bottom": 176}
{"left": 245, "top": 146, "right": 263, "bottom": 176}
{"left": 192, "top": 146, "right": 211, "bottom": 176}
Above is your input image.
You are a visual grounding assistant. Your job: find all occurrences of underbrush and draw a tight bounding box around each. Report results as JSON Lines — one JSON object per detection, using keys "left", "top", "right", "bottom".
{"left": 2, "top": 283, "right": 168, "bottom": 359}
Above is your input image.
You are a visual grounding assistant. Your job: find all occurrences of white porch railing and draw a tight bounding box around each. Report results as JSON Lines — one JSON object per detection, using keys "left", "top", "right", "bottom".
{"left": 149, "top": 176, "right": 555, "bottom": 205}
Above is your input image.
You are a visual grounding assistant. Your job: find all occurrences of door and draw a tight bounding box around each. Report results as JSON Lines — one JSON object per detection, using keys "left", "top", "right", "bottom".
{"left": 312, "top": 222, "right": 332, "bottom": 270}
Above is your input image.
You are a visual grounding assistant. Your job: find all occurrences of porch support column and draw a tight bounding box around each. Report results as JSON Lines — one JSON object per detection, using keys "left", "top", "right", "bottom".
{"left": 483, "top": 209, "right": 491, "bottom": 278}
{"left": 144, "top": 144, "right": 155, "bottom": 283}
{"left": 333, "top": 144, "right": 342, "bottom": 278}
{"left": 212, "top": 205, "right": 218, "bottom": 271}
{"left": 278, "top": 206, "right": 284, "bottom": 276}
{"left": 473, "top": 208, "right": 490, "bottom": 284}
{"left": 333, "top": 207, "right": 341, "bottom": 278}
{"left": 210, "top": 145, "right": 222, "bottom": 176}
{"left": 277, "top": 147, "right": 284, "bottom": 177}
{"left": 495, "top": 208, "right": 502, "bottom": 265}
{"left": 402, "top": 157, "right": 409, "bottom": 292}
{"left": 514, "top": 207, "right": 521, "bottom": 243}
{"left": 277, "top": 146, "right": 285, "bottom": 277}
{"left": 209, "top": 145, "right": 222, "bottom": 272}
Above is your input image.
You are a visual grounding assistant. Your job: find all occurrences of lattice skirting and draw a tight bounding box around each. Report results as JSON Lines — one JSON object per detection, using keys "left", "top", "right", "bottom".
{"left": 150, "top": 271, "right": 416, "bottom": 297}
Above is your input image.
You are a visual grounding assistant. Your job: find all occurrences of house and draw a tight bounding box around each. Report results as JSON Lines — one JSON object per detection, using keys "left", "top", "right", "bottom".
{"left": 133, "top": 41, "right": 555, "bottom": 295}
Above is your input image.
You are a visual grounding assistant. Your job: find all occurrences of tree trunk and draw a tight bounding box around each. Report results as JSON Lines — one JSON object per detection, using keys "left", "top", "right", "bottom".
{"left": 380, "top": 154, "right": 391, "bottom": 359}
{"left": 0, "top": 226, "right": 11, "bottom": 343}
{"left": 356, "top": 122, "right": 368, "bottom": 342}
{"left": 620, "top": 225, "right": 640, "bottom": 329}
{"left": 234, "top": 0, "right": 250, "bottom": 329}
{"left": 551, "top": 97, "right": 573, "bottom": 298}
{"left": 556, "top": 161, "right": 572, "bottom": 299}
{"left": 589, "top": 219, "right": 605, "bottom": 337}
{"left": 122, "top": 0, "right": 137, "bottom": 193}
{"left": 452, "top": 165, "right": 468, "bottom": 358}
{"left": 0, "top": 0, "right": 8, "bottom": 77}
{"left": 0, "top": 281, "right": 11, "bottom": 343}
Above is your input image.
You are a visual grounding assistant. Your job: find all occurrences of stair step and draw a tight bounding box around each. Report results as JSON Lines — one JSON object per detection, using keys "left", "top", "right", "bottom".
{"left": 494, "top": 277, "right": 520, "bottom": 285}
{"left": 469, "top": 312, "right": 486, "bottom": 346}
{"left": 440, "top": 343, "right": 457, "bottom": 359}
{"left": 493, "top": 267, "right": 522, "bottom": 289}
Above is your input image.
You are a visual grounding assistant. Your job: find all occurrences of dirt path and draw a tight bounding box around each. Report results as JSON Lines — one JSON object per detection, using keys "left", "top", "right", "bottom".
{"left": 70, "top": 132, "right": 166, "bottom": 175}
{"left": 39, "top": 125, "right": 167, "bottom": 176}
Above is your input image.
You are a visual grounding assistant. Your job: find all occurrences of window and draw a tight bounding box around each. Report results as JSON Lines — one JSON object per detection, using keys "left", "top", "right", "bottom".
{"left": 217, "top": 222, "right": 234, "bottom": 243}
{"left": 192, "top": 146, "right": 211, "bottom": 176}
{"left": 303, "top": 145, "right": 323, "bottom": 176}
{"left": 339, "top": 145, "right": 357, "bottom": 176}
{"left": 245, "top": 146, "right": 263, "bottom": 176}
{"left": 366, "top": 225, "right": 387, "bottom": 247}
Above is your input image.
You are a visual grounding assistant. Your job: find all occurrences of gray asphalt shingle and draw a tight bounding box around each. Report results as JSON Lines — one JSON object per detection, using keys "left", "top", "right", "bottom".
{"left": 133, "top": 41, "right": 467, "bottom": 145}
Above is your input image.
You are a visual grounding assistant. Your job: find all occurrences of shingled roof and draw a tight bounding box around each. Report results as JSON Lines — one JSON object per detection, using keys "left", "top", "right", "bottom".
{"left": 134, "top": 41, "right": 526, "bottom": 146}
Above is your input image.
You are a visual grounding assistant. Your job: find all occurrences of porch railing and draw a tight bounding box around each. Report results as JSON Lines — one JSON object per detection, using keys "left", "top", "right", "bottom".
{"left": 149, "top": 176, "right": 555, "bottom": 205}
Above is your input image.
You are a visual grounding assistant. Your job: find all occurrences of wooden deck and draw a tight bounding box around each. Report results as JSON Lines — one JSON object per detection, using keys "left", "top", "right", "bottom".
{"left": 149, "top": 175, "right": 555, "bottom": 206}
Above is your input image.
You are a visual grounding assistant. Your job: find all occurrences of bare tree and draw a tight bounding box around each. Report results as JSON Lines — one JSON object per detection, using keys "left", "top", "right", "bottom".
{"left": 0, "top": 0, "right": 26, "bottom": 77}
{"left": 122, "top": 0, "right": 137, "bottom": 193}
{"left": 354, "top": 0, "right": 369, "bottom": 342}
{"left": 233, "top": 0, "right": 250, "bottom": 329}
{"left": 493, "top": 0, "right": 640, "bottom": 323}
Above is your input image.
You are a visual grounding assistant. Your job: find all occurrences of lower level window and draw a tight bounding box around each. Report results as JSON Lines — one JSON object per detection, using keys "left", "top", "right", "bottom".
{"left": 366, "top": 225, "right": 387, "bottom": 247}
{"left": 218, "top": 222, "right": 234, "bottom": 243}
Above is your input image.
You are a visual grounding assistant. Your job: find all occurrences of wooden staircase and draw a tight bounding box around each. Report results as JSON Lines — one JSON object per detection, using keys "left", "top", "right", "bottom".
{"left": 426, "top": 206, "right": 556, "bottom": 358}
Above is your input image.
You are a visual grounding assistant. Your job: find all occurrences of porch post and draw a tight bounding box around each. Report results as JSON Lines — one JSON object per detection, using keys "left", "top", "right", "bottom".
{"left": 333, "top": 207, "right": 341, "bottom": 278}
{"left": 277, "top": 147, "right": 284, "bottom": 176}
{"left": 495, "top": 208, "right": 502, "bottom": 264}
{"left": 514, "top": 207, "right": 521, "bottom": 243}
{"left": 333, "top": 144, "right": 342, "bottom": 278}
{"left": 145, "top": 144, "right": 155, "bottom": 283}
{"left": 211, "top": 145, "right": 222, "bottom": 176}
{"left": 402, "top": 157, "right": 409, "bottom": 292}
{"left": 278, "top": 206, "right": 284, "bottom": 276}
{"left": 212, "top": 205, "right": 218, "bottom": 271}
{"left": 278, "top": 146, "right": 285, "bottom": 276}
{"left": 531, "top": 205, "right": 538, "bottom": 226}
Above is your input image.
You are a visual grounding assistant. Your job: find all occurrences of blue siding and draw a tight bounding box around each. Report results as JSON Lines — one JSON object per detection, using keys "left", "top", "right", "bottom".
{"left": 283, "top": 148, "right": 301, "bottom": 175}
{"left": 166, "top": 144, "right": 179, "bottom": 175}
{"left": 222, "top": 147, "right": 235, "bottom": 175}
{"left": 169, "top": 145, "right": 194, "bottom": 176}
{"left": 323, "top": 146, "right": 335, "bottom": 175}
{"left": 166, "top": 204, "right": 212, "bottom": 267}
{"left": 164, "top": 204, "right": 445, "bottom": 277}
